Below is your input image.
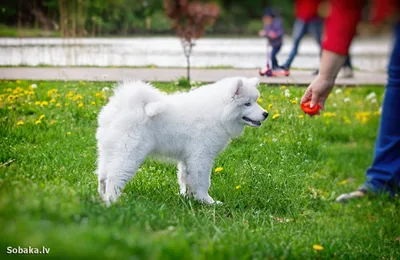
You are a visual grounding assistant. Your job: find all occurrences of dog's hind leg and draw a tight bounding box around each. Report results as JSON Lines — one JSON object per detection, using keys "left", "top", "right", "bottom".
{"left": 96, "top": 154, "right": 108, "bottom": 201}
{"left": 177, "top": 161, "right": 188, "bottom": 195}
{"left": 104, "top": 143, "right": 150, "bottom": 205}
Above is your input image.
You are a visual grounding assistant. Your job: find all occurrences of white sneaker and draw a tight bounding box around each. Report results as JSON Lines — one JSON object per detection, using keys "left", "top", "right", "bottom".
{"left": 336, "top": 189, "right": 367, "bottom": 203}
{"left": 338, "top": 67, "right": 354, "bottom": 78}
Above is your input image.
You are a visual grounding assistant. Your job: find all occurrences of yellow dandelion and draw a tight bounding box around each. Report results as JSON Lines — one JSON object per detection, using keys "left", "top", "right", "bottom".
{"left": 39, "top": 114, "right": 45, "bottom": 120}
{"left": 67, "top": 91, "right": 74, "bottom": 98}
{"left": 214, "top": 167, "right": 223, "bottom": 173}
{"left": 281, "top": 85, "right": 287, "bottom": 89}
{"left": 91, "top": 101, "right": 96, "bottom": 105}
{"left": 272, "top": 114, "right": 280, "bottom": 119}
{"left": 56, "top": 94, "right": 61, "bottom": 98}
{"left": 257, "top": 98, "right": 263, "bottom": 103}
{"left": 313, "top": 244, "right": 324, "bottom": 251}
{"left": 343, "top": 116, "right": 351, "bottom": 124}
{"left": 95, "top": 91, "right": 105, "bottom": 98}
{"left": 355, "top": 112, "right": 371, "bottom": 124}
{"left": 6, "top": 88, "right": 12, "bottom": 92}
{"left": 81, "top": 81, "right": 86, "bottom": 86}
{"left": 50, "top": 99, "right": 56, "bottom": 103}
{"left": 78, "top": 102, "right": 84, "bottom": 108}
{"left": 35, "top": 120, "right": 42, "bottom": 125}
{"left": 40, "top": 101, "right": 48, "bottom": 107}
{"left": 267, "top": 103, "right": 273, "bottom": 109}
{"left": 235, "top": 185, "right": 241, "bottom": 190}
{"left": 322, "top": 112, "right": 336, "bottom": 118}
{"left": 56, "top": 103, "right": 61, "bottom": 107}
{"left": 7, "top": 106, "right": 12, "bottom": 110}
{"left": 16, "top": 80, "right": 21, "bottom": 84}
{"left": 47, "top": 89, "right": 57, "bottom": 97}
{"left": 72, "top": 94, "right": 83, "bottom": 101}
{"left": 7, "top": 94, "right": 16, "bottom": 100}
{"left": 16, "top": 120, "right": 24, "bottom": 126}
{"left": 66, "top": 132, "right": 71, "bottom": 135}
{"left": 298, "top": 115, "right": 304, "bottom": 119}
{"left": 35, "top": 101, "right": 41, "bottom": 105}
{"left": 290, "top": 99, "right": 298, "bottom": 104}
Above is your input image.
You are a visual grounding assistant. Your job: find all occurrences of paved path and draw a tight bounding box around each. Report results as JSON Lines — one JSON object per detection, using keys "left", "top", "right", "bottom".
{"left": 0, "top": 67, "right": 387, "bottom": 86}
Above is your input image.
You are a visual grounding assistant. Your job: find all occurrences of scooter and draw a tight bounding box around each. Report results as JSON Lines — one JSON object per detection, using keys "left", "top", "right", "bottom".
{"left": 259, "top": 42, "right": 290, "bottom": 77}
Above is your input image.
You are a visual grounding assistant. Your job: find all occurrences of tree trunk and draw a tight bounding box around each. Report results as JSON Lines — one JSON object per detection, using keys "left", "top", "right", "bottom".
{"left": 71, "top": 0, "right": 76, "bottom": 37}
{"left": 33, "top": 0, "right": 38, "bottom": 30}
{"left": 76, "top": 0, "right": 87, "bottom": 37}
{"left": 17, "top": 0, "right": 22, "bottom": 37}
{"left": 58, "top": 0, "right": 65, "bottom": 37}
{"left": 97, "top": 19, "right": 101, "bottom": 36}
{"left": 186, "top": 55, "right": 190, "bottom": 82}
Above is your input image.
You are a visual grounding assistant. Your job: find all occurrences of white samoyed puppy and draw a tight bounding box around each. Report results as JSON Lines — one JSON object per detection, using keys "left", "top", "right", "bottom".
{"left": 96, "top": 77, "right": 268, "bottom": 205}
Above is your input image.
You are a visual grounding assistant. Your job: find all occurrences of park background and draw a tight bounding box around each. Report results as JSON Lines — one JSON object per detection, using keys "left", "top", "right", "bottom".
{"left": 0, "top": 0, "right": 392, "bottom": 73}
{"left": 0, "top": 0, "right": 399, "bottom": 259}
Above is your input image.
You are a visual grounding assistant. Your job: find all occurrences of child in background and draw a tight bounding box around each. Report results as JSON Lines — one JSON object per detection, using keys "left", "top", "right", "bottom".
{"left": 258, "top": 8, "right": 284, "bottom": 74}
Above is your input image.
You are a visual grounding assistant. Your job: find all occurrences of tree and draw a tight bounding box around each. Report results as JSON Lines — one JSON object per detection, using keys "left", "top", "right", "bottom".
{"left": 165, "top": 0, "right": 220, "bottom": 81}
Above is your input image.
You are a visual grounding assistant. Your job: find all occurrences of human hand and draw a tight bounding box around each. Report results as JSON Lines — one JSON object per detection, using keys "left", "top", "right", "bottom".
{"left": 268, "top": 31, "right": 277, "bottom": 39}
{"left": 258, "top": 30, "right": 266, "bottom": 37}
{"left": 300, "top": 75, "right": 335, "bottom": 113}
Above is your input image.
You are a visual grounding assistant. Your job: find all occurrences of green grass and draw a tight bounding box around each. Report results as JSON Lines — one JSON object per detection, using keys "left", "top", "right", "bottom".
{"left": 0, "top": 24, "right": 61, "bottom": 38}
{"left": 0, "top": 80, "right": 398, "bottom": 259}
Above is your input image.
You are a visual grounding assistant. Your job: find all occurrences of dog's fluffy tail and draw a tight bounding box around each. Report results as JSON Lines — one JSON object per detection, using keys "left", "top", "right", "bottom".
{"left": 106, "top": 80, "right": 167, "bottom": 118}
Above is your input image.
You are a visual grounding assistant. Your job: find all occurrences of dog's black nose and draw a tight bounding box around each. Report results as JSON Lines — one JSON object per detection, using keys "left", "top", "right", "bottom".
{"left": 263, "top": 112, "right": 268, "bottom": 119}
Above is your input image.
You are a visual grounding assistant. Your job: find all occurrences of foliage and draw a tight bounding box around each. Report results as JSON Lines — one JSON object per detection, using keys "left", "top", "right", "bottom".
{"left": 0, "top": 0, "right": 294, "bottom": 36}
{"left": 1, "top": 80, "right": 399, "bottom": 259}
{"left": 164, "top": 0, "right": 220, "bottom": 80}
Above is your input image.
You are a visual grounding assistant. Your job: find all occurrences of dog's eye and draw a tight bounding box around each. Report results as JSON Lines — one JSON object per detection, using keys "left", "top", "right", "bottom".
{"left": 244, "top": 103, "right": 251, "bottom": 106}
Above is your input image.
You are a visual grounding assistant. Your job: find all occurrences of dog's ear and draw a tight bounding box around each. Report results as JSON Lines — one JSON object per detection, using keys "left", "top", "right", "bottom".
{"left": 248, "top": 77, "right": 260, "bottom": 88}
{"left": 233, "top": 78, "right": 244, "bottom": 96}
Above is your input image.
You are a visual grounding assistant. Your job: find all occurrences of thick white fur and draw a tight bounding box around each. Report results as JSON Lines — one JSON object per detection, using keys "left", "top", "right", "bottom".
{"left": 96, "top": 77, "right": 268, "bottom": 205}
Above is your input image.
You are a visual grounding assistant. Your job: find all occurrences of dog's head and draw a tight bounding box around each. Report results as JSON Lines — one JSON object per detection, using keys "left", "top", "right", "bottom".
{"left": 227, "top": 77, "right": 268, "bottom": 127}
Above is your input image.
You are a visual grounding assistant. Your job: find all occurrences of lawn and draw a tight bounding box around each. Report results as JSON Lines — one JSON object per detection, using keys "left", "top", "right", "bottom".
{"left": 0, "top": 80, "right": 399, "bottom": 259}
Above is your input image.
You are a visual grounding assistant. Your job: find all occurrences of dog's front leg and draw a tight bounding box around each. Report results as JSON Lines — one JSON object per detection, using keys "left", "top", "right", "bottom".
{"left": 185, "top": 155, "right": 222, "bottom": 205}
{"left": 177, "top": 161, "right": 188, "bottom": 195}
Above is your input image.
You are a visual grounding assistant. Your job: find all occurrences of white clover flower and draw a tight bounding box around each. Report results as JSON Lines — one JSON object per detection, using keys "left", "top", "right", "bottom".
{"left": 332, "top": 103, "right": 337, "bottom": 107}
{"left": 335, "top": 89, "right": 342, "bottom": 94}
{"left": 284, "top": 89, "right": 291, "bottom": 97}
{"left": 344, "top": 97, "right": 351, "bottom": 103}
{"left": 102, "top": 87, "right": 110, "bottom": 92}
{"left": 31, "top": 84, "right": 37, "bottom": 89}
{"left": 272, "top": 138, "right": 278, "bottom": 142}
{"left": 366, "top": 92, "right": 376, "bottom": 100}
{"left": 371, "top": 98, "right": 377, "bottom": 104}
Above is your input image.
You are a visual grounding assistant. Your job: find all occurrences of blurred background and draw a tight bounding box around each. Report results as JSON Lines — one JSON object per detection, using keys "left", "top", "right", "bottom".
{"left": 0, "top": 0, "right": 392, "bottom": 71}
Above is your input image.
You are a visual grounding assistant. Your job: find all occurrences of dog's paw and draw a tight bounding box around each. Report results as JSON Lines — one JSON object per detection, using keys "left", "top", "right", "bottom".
{"left": 195, "top": 194, "right": 222, "bottom": 205}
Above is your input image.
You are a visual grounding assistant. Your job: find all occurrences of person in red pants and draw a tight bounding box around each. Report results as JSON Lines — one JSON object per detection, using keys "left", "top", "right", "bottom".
{"left": 283, "top": 0, "right": 354, "bottom": 77}
{"left": 300, "top": 0, "right": 399, "bottom": 202}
